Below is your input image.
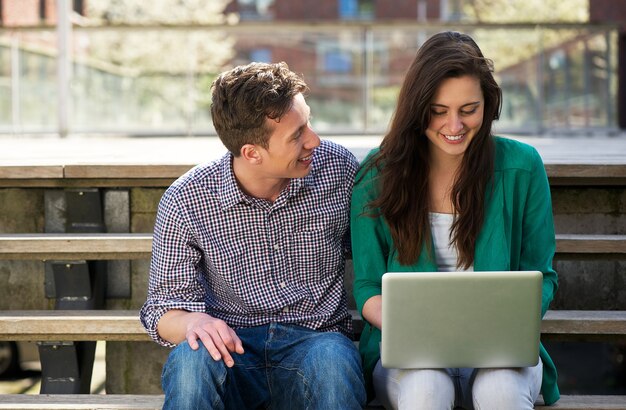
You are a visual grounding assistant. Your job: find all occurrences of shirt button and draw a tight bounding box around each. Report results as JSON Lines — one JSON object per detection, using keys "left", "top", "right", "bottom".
{"left": 280, "top": 282, "right": 286, "bottom": 288}
{"left": 283, "top": 306, "right": 290, "bottom": 313}
{"left": 273, "top": 244, "right": 280, "bottom": 251}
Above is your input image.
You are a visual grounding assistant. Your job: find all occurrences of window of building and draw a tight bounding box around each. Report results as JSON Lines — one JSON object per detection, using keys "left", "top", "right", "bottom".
{"left": 324, "top": 50, "right": 352, "bottom": 73}
{"left": 37, "top": 0, "right": 85, "bottom": 20}
{"left": 74, "top": 0, "right": 86, "bottom": 15}
{"left": 39, "top": 0, "right": 46, "bottom": 20}
{"left": 338, "top": 0, "right": 374, "bottom": 20}
{"left": 238, "top": 0, "right": 274, "bottom": 21}
{"left": 440, "top": 0, "right": 465, "bottom": 21}
{"left": 249, "top": 48, "right": 272, "bottom": 63}
{"left": 317, "top": 41, "right": 354, "bottom": 74}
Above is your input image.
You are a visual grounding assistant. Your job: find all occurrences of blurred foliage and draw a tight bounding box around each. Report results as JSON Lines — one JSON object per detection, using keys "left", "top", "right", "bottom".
{"left": 463, "top": 0, "right": 588, "bottom": 23}
{"left": 78, "top": 1, "right": 236, "bottom": 74}
{"left": 77, "top": 30, "right": 235, "bottom": 74}
{"left": 461, "top": 0, "right": 590, "bottom": 72}
{"left": 85, "top": 0, "right": 237, "bottom": 25}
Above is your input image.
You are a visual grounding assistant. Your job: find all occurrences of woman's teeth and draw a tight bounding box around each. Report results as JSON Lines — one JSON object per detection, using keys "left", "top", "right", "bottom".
{"left": 443, "top": 134, "right": 464, "bottom": 141}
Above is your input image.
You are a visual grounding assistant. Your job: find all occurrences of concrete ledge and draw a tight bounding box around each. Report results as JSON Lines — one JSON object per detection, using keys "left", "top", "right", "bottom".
{"left": 0, "top": 394, "right": 625, "bottom": 410}
{"left": 535, "top": 395, "right": 626, "bottom": 409}
{"left": 0, "top": 233, "right": 153, "bottom": 260}
{"left": 0, "top": 394, "right": 164, "bottom": 409}
{"left": 1, "top": 310, "right": 625, "bottom": 341}
{"left": 1, "top": 233, "right": 623, "bottom": 260}
{"left": 0, "top": 311, "right": 150, "bottom": 341}
{"left": 556, "top": 234, "right": 626, "bottom": 254}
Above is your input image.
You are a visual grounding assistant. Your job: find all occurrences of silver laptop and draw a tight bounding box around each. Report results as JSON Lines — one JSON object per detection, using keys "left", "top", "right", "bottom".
{"left": 381, "top": 270, "right": 542, "bottom": 369}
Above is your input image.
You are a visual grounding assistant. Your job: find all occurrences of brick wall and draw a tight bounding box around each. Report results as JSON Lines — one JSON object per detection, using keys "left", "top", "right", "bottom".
{"left": 274, "top": 0, "right": 337, "bottom": 20}
{"left": 0, "top": 0, "right": 87, "bottom": 25}
{"left": 376, "top": 0, "right": 440, "bottom": 20}
{"left": 1, "top": 0, "right": 40, "bottom": 26}
{"left": 590, "top": 0, "right": 626, "bottom": 27}
{"left": 44, "top": 0, "right": 56, "bottom": 24}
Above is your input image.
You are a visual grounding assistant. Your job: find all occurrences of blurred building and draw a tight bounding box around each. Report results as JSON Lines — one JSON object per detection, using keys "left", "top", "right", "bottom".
{"left": 0, "top": 0, "right": 86, "bottom": 26}
{"left": 0, "top": 0, "right": 621, "bottom": 134}
{"left": 223, "top": 0, "right": 621, "bottom": 132}
{"left": 225, "top": 0, "right": 452, "bottom": 21}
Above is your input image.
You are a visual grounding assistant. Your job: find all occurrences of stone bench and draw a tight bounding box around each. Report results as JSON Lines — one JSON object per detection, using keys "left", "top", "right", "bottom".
{"left": 0, "top": 310, "right": 625, "bottom": 409}
{"left": 0, "top": 231, "right": 624, "bottom": 407}
{"left": 0, "top": 136, "right": 625, "bottom": 407}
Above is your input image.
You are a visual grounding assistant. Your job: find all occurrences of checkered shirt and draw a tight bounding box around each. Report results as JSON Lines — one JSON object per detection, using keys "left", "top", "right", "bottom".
{"left": 140, "top": 140, "right": 358, "bottom": 347}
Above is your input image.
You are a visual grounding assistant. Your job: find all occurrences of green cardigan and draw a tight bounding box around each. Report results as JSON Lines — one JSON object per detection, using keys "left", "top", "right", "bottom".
{"left": 350, "top": 136, "right": 560, "bottom": 405}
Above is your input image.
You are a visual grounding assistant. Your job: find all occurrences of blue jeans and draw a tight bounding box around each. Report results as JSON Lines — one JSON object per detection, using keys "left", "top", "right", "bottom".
{"left": 162, "top": 323, "right": 366, "bottom": 410}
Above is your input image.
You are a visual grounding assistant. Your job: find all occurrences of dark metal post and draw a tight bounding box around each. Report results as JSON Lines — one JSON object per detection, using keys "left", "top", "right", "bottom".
{"left": 39, "top": 189, "right": 106, "bottom": 394}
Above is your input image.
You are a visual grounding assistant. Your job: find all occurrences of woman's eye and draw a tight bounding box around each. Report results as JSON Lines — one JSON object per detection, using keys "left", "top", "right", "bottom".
{"left": 461, "top": 108, "right": 477, "bottom": 115}
{"left": 431, "top": 110, "right": 446, "bottom": 116}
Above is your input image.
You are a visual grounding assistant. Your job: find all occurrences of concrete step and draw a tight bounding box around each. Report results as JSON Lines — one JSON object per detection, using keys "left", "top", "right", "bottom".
{"left": 1, "top": 310, "right": 625, "bottom": 342}
{"left": 0, "top": 233, "right": 624, "bottom": 260}
{"left": 0, "top": 394, "right": 625, "bottom": 410}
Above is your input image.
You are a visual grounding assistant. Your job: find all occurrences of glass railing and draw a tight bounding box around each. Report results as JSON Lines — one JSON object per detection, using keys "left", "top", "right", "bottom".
{"left": 0, "top": 22, "right": 618, "bottom": 136}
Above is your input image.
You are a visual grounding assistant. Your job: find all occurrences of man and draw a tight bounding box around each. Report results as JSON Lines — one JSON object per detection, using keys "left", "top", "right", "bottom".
{"left": 140, "top": 62, "right": 366, "bottom": 409}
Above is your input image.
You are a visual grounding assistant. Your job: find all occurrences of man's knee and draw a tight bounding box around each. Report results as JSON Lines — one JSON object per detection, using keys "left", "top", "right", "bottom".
{"left": 300, "top": 333, "right": 366, "bottom": 405}
{"left": 162, "top": 342, "right": 227, "bottom": 400}
{"left": 304, "top": 333, "right": 362, "bottom": 375}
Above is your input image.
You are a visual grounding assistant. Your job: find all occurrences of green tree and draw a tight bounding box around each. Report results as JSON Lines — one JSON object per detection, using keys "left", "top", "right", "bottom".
{"left": 86, "top": 0, "right": 236, "bottom": 25}
{"left": 72, "top": 0, "right": 239, "bottom": 128}
{"left": 82, "top": 0, "right": 237, "bottom": 74}
{"left": 463, "top": 0, "right": 588, "bottom": 23}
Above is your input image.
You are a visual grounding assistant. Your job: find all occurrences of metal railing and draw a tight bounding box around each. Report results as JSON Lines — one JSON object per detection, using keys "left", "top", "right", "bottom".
{"left": 0, "top": 16, "right": 619, "bottom": 137}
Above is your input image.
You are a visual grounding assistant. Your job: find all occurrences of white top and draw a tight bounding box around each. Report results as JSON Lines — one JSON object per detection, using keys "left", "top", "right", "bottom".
{"left": 429, "top": 212, "right": 474, "bottom": 272}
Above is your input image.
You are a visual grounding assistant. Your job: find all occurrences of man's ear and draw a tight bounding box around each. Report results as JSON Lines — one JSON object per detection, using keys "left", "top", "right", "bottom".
{"left": 240, "top": 144, "right": 262, "bottom": 164}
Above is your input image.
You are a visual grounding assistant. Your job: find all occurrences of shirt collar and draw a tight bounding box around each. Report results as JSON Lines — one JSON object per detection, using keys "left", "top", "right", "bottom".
{"left": 219, "top": 153, "right": 250, "bottom": 209}
{"left": 218, "top": 152, "right": 318, "bottom": 210}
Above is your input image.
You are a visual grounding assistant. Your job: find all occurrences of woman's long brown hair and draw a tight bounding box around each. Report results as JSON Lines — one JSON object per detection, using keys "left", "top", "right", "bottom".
{"left": 364, "top": 31, "right": 502, "bottom": 268}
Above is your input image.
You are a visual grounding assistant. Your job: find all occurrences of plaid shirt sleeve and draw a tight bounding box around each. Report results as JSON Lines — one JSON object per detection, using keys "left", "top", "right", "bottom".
{"left": 139, "top": 183, "right": 207, "bottom": 347}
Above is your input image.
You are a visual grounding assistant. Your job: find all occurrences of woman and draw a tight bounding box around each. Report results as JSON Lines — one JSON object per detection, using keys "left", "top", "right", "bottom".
{"left": 351, "top": 31, "right": 559, "bottom": 409}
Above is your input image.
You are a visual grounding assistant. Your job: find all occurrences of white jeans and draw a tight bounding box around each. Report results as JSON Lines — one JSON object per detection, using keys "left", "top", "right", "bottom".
{"left": 372, "top": 359, "right": 543, "bottom": 410}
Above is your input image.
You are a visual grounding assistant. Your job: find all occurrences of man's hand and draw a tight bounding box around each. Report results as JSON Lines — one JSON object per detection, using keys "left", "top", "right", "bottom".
{"left": 157, "top": 310, "right": 244, "bottom": 367}
{"left": 185, "top": 312, "right": 244, "bottom": 366}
